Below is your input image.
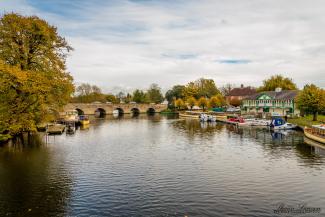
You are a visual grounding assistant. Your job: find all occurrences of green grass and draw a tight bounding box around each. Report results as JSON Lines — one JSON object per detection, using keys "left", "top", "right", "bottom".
{"left": 288, "top": 115, "right": 325, "bottom": 127}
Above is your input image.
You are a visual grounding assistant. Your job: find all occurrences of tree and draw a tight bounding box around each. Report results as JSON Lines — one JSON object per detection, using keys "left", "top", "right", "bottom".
{"left": 105, "top": 94, "right": 118, "bottom": 103}
{"left": 132, "top": 89, "right": 146, "bottom": 103}
{"left": 72, "top": 83, "right": 105, "bottom": 103}
{"left": 257, "top": 75, "right": 297, "bottom": 92}
{"left": 186, "top": 97, "right": 197, "bottom": 110}
{"left": 296, "top": 84, "right": 325, "bottom": 121}
{"left": 165, "top": 85, "right": 185, "bottom": 104}
{"left": 174, "top": 98, "right": 185, "bottom": 110}
{"left": 197, "top": 97, "right": 208, "bottom": 111}
{"left": 0, "top": 13, "right": 74, "bottom": 139}
{"left": 183, "top": 78, "right": 220, "bottom": 99}
{"left": 220, "top": 83, "right": 235, "bottom": 96}
{"left": 209, "top": 94, "right": 226, "bottom": 108}
{"left": 229, "top": 98, "right": 241, "bottom": 107}
{"left": 147, "top": 83, "right": 164, "bottom": 103}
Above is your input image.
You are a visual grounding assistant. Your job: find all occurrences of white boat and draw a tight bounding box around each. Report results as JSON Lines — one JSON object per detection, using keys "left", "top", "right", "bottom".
{"left": 200, "top": 114, "right": 216, "bottom": 122}
{"left": 65, "top": 110, "right": 79, "bottom": 122}
{"left": 270, "top": 118, "right": 297, "bottom": 130}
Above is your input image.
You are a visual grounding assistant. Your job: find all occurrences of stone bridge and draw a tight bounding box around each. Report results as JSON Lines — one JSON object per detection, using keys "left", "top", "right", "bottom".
{"left": 61, "top": 103, "right": 168, "bottom": 116}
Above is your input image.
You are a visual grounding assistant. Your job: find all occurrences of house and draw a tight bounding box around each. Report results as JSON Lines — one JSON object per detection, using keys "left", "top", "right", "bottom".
{"left": 242, "top": 88, "right": 300, "bottom": 116}
{"left": 226, "top": 84, "right": 256, "bottom": 106}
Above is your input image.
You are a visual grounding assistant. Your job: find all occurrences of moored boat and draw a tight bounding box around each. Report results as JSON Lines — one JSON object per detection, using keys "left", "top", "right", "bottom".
{"left": 46, "top": 123, "right": 65, "bottom": 135}
{"left": 65, "top": 110, "right": 79, "bottom": 122}
{"left": 304, "top": 125, "right": 325, "bottom": 144}
{"left": 270, "top": 117, "right": 297, "bottom": 130}
{"left": 79, "top": 115, "right": 90, "bottom": 125}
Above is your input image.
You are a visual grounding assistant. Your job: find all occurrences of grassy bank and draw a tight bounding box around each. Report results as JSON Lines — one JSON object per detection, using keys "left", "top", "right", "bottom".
{"left": 288, "top": 115, "right": 325, "bottom": 127}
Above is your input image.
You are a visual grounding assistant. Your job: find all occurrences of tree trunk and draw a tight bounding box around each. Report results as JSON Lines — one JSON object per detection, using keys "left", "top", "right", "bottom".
{"left": 313, "top": 112, "right": 318, "bottom": 121}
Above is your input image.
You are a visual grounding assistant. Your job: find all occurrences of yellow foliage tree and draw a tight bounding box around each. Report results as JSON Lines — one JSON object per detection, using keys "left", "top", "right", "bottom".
{"left": 197, "top": 97, "right": 208, "bottom": 111}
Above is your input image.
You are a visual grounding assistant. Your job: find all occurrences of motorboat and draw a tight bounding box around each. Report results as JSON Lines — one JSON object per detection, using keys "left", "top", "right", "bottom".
{"left": 46, "top": 123, "right": 65, "bottom": 135}
{"left": 199, "top": 113, "right": 216, "bottom": 122}
{"left": 245, "top": 118, "right": 271, "bottom": 126}
{"left": 65, "top": 110, "right": 79, "bottom": 122}
{"left": 270, "top": 117, "right": 297, "bottom": 130}
{"left": 79, "top": 115, "right": 90, "bottom": 125}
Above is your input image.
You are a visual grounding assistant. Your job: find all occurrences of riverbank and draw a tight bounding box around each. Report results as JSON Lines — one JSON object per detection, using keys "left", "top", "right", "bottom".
{"left": 288, "top": 115, "right": 325, "bottom": 128}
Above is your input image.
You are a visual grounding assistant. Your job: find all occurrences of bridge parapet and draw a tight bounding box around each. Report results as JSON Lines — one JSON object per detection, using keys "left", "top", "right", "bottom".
{"left": 61, "top": 103, "right": 168, "bottom": 115}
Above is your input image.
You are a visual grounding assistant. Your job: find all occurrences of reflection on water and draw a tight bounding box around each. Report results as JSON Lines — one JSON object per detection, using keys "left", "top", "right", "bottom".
{"left": 0, "top": 136, "right": 72, "bottom": 217}
{"left": 0, "top": 115, "right": 325, "bottom": 217}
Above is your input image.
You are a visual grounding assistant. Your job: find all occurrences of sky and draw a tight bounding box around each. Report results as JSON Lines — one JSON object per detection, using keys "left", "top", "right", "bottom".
{"left": 1, "top": 0, "right": 325, "bottom": 93}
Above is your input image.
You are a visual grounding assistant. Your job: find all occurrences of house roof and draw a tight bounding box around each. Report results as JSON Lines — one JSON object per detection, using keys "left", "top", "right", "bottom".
{"left": 245, "top": 90, "right": 299, "bottom": 100}
{"left": 227, "top": 87, "right": 256, "bottom": 96}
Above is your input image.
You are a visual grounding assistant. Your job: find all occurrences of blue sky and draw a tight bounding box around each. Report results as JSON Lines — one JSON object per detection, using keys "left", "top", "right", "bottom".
{"left": 1, "top": 0, "right": 325, "bottom": 93}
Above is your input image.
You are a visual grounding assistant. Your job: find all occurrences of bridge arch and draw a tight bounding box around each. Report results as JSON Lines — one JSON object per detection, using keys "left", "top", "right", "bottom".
{"left": 75, "top": 108, "right": 84, "bottom": 116}
{"left": 147, "top": 107, "right": 156, "bottom": 114}
{"left": 131, "top": 108, "right": 140, "bottom": 116}
{"left": 113, "top": 107, "right": 124, "bottom": 116}
{"left": 95, "top": 108, "right": 106, "bottom": 118}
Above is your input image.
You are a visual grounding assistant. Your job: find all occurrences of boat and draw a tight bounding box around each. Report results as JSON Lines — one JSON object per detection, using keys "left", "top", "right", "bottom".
{"left": 245, "top": 118, "right": 271, "bottom": 126}
{"left": 79, "top": 115, "right": 90, "bottom": 125}
{"left": 199, "top": 114, "right": 217, "bottom": 122}
{"left": 304, "top": 125, "right": 325, "bottom": 144}
{"left": 65, "top": 110, "right": 79, "bottom": 122}
{"left": 46, "top": 123, "right": 65, "bottom": 135}
{"left": 227, "top": 117, "right": 246, "bottom": 126}
{"left": 66, "top": 123, "right": 76, "bottom": 134}
{"left": 270, "top": 117, "right": 297, "bottom": 130}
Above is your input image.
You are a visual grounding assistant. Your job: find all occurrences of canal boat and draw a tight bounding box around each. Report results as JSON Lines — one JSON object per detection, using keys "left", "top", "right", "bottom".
{"left": 304, "top": 125, "right": 325, "bottom": 144}
{"left": 270, "top": 117, "right": 297, "bottom": 130}
{"left": 46, "top": 123, "right": 65, "bottom": 135}
{"left": 79, "top": 115, "right": 90, "bottom": 125}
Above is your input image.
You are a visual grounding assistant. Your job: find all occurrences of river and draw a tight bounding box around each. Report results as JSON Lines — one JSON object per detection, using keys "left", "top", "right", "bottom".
{"left": 0, "top": 114, "right": 324, "bottom": 217}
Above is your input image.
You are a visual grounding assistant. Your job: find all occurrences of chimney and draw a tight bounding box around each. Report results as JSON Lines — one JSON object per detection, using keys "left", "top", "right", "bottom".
{"left": 241, "top": 84, "right": 244, "bottom": 88}
{"left": 275, "top": 87, "right": 282, "bottom": 92}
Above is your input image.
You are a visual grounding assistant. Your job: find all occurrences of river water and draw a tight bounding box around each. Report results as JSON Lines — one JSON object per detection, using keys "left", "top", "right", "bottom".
{"left": 0, "top": 114, "right": 324, "bottom": 217}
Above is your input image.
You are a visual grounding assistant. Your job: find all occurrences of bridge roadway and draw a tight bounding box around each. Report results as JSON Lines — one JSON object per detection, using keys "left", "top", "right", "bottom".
{"left": 61, "top": 103, "right": 168, "bottom": 116}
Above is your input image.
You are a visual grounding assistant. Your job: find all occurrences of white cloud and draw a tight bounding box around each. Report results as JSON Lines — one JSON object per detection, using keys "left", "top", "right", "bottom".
{"left": 1, "top": 0, "right": 325, "bottom": 92}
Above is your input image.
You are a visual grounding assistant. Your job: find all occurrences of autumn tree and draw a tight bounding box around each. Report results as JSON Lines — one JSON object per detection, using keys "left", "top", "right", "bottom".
{"left": 296, "top": 84, "right": 325, "bottom": 121}
{"left": 174, "top": 98, "right": 185, "bottom": 110}
{"left": 183, "top": 78, "right": 220, "bottom": 99}
{"left": 0, "top": 13, "right": 74, "bottom": 139}
{"left": 186, "top": 97, "right": 197, "bottom": 110}
{"left": 209, "top": 94, "right": 226, "bottom": 108}
{"left": 229, "top": 98, "right": 241, "bottom": 107}
{"left": 220, "top": 83, "right": 235, "bottom": 96}
{"left": 197, "top": 97, "right": 208, "bottom": 111}
{"left": 257, "top": 75, "right": 297, "bottom": 92}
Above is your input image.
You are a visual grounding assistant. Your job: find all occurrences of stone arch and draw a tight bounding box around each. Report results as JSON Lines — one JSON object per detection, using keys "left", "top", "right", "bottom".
{"left": 95, "top": 108, "right": 106, "bottom": 118}
{"left": 131, "top": 108, "right": 140, "bottom": 116}
{"left": 75, "top": 108, "right": 84, "bottom": 116}
{"left": 147, "top": 107, "right": 156, "bottom": 114}
{"left": 113, "top": 107, "right": 124, "bottom": 116}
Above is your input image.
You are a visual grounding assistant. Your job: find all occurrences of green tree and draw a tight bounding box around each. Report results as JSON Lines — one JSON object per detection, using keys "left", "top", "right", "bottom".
{"left": 165, "top": 85, "right": 185, "bottom": 104}
{"left": 105, "top": 94, "right": 118, "bottom": 103}
{"left": 0, "top": 13, "right": 74, "bottom": 139}
{"left": 197, "top": 97, "right": 208, "bottom": 111}
{"left": 296, "top": 84, "right": 325, "bottom": 121}
{"left": 174, "top": 98, "right": 185, "bottom": 110}
{"left": 132, "top": 89, "right": 146, "bottom": 103}
{"left": 147, "top": 83, "right": 164, "bottom": 103}
{"left": 186, "top": 97, "right": 197, "bottom": 110}
{"left": 258, "top": 75, "right": 297, "bottom": 92}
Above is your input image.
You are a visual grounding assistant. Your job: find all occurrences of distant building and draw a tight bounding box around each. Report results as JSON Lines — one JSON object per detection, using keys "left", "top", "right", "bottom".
{"left": 226, "top": 84, "right": 256, "bottom": 105}
{"left": 242, "top": 88, "right": 300, "bottom": 116}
